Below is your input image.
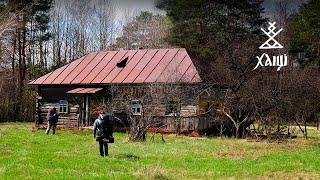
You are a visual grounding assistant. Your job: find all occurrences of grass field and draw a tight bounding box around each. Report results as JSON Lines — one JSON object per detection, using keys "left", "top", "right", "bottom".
{"left": 0, "top": 123, "right": 320, "bottom": 179}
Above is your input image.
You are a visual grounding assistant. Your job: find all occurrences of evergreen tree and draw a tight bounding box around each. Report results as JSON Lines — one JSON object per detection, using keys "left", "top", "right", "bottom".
{"left": 290, "top": 0, "right": 320, "bottom": 67}
{"left": 158, "top": 0, "right": 266, "bottom": 62}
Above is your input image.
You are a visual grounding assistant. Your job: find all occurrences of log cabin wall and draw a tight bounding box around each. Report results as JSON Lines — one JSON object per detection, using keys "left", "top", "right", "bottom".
{"left": 39, "top": 102, "right": 80, "bottom": 127}
{"left": 36, "top": 84, "right": 215, "bottom": 131}
{"left": 109, "top": 85, "right": 215, "bottom": 132}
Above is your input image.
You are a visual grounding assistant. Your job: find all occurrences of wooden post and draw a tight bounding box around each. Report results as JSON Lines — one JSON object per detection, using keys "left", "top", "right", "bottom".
{"left": 304, "top": 120, "right": 307, "bottom": 139}
{"left": 35, "top": 87, "right": 42, "bottom": 125}
{"left": 81, "top": 95, "right": 85, "bottom": 126}
{"left": 85, "top": 95, "right": 89, "bottom": 126}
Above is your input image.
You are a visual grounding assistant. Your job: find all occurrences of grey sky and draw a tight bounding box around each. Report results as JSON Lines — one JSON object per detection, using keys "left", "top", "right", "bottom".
{"left": 111, "top": 0, "right": 164, "bottom": 23}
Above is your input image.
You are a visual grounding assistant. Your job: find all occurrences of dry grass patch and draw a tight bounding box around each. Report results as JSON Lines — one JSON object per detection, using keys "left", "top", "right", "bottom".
{"left": 260, "top": 171, "right": 320, "bottom": 180}
{"left": 134, "top": 165, "right": 170, "bottom": 180}
{"left": 212, "top": 138, "right": 317, "bottom": 159}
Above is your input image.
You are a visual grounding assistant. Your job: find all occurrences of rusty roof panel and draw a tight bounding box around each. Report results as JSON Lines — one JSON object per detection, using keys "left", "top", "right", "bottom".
{"left": 51, "top": 56, "right": 85, "bottom": 84}
{"left": 101, "top": 50, "right": 138, "bottom": 83}
{"left": 32, "top": 72, "right": 53, "bottom": 85}
{"left": 112, "top": 49, "right": 148, "bottom": 83}
{"left": 29, "top": 48, "right": 202, "bottom": 85}
{"left": 144, "top": 49, "right": 179, "bottom": 82}
{"left": 91, "top": 50, "right": 128, "bottom": 84}
{"left": 77, "top": 88, "right": 94, "bottom": 93}
{"left": 62, "top": 52, "right": 98, "bottom": 84}
{"left": 67, "top": 88, "right": 103, "bottom": 94}
{"left": 71, "top": 52, "right": 109, "bottom": 84}
{"left": 187, "top": 62, "right": 201, "bottom": 83}
{"left": 89, "top": 88, "right": 103, "bottom": 93}
{"left": 67, "top": 88, "right": 85, "bottom": 93}
{"left": 81, "top": 51, "right": 118, "bottom": 84}
{"left": 180, "top": 63, "right": 196, "bottom": 82}
{"left": 122, "top": 49, "right": 158, "bottom": 83}
{"left": 191, "top": 71, "right": 202, "bottom": 83}
{"left": 133, "top": 49, "right": 169, "bottom": 83}
{"left": 167, "top": 55, "right": 192, "bottom": 83}
{"left": 41, "top": 64, "right": 69, "bottom": 84}
{"left": 144, "top": 48, "right": 180, "bottom": 83}
{"left": 156, "top": 49, "right": 187, "bottom": 83}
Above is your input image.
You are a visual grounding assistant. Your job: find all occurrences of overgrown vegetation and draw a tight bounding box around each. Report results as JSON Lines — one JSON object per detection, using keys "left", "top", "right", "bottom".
{"left": 0, "top": 123, "right": 320, "bottom": 179}
{"left": 156, "top": 0, "right": 320, "bottom": 138}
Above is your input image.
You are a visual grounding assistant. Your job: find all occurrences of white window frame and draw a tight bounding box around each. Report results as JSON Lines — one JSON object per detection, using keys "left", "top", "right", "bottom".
{"left": 59, "top": 100, "right": 69, "bottom": 114}
{"left": 131, "top": 100, "right": 142, "bottom": 116}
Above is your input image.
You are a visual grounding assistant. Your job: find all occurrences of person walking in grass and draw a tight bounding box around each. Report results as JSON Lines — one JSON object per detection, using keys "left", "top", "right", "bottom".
{"left": 46, "top": 108, "right": 59, "bottom": 135}
{"left": 93, "top": 108, "right": 113, "bottom": 157}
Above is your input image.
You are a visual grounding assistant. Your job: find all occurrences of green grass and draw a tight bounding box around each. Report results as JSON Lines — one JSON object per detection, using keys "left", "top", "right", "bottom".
{"left": 0, "top": 123, "right": 320, "bottom": 179}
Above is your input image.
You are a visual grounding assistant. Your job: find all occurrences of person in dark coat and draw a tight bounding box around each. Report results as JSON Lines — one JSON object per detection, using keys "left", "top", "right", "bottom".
{"left": 46, "top": 108, "right": 59, "bottom": 135}
{"left": 93, "top": 109, "right": 113, "bottom": 157}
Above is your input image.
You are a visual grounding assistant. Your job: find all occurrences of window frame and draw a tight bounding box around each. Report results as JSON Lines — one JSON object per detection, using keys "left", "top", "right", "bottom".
{"left": 59, "top": 100, "right": 69, "bottom": 114}
{"left": 131, "top": 100, "right": 142, "bottom": 116}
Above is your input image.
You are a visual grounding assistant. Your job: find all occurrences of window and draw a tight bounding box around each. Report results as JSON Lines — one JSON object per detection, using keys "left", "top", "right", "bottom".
{"left": 59, "top": 100, "right": 69, "bottom": 114}
{"left": 131, "top": 100, "right": 142, "bottom": 116}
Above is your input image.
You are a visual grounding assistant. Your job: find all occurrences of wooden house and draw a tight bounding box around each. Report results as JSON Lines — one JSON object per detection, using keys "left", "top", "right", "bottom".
{"left": 29, "top": 48, "right": 213, "bottom": 132}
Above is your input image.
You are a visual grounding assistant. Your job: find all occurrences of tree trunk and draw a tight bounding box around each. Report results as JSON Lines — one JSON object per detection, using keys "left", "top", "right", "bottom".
{"left": 304, "top": 119, "right": 307, "bottom": 139}
{"left": 235, "top": 125, "right": 240, "bottom": 138}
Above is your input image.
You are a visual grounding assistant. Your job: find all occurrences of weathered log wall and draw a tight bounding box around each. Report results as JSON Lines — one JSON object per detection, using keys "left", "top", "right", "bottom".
{"left": 39, "top": 102, "right": 80, "bottom": 127}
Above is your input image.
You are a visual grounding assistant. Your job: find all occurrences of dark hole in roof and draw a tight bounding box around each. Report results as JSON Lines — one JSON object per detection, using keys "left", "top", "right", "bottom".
{"left": 117, "top": 56, "right": 128, "bottom": 68}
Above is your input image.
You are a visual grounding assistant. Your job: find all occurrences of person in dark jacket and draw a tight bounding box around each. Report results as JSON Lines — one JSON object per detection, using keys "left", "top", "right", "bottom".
{"left": 46, "top": 108, "right": 59, "bottom": 135}
{"left": 93, "top": 109, "right": 113, "bottom": 157}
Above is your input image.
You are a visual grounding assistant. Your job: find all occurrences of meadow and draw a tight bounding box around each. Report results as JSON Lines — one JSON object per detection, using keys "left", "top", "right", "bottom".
{"left": 0, "top": 123, "right": 319, "bottom": 179}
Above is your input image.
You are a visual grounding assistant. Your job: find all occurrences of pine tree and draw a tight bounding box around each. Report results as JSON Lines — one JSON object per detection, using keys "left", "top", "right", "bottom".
{"left": 159, "top": 0, "right": 266, "bottom": 61}
{"left": 290, "top": 0, "right": 320, "bottom": 67}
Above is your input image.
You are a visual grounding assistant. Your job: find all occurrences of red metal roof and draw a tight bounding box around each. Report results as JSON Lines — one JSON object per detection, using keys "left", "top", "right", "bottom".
{"left": 29, "top": 48, "right": 202, "bottom": 85}
{"left": 66, "top": 88, "right": 103, "bottom": 94}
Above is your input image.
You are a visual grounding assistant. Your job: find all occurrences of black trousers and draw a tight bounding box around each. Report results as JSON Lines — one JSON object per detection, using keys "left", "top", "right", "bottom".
{"left": 46, "top": 121, "right": 57, "bottom": 134}
{"left": 97, "top": 137, "right": 108, "bottom": 156}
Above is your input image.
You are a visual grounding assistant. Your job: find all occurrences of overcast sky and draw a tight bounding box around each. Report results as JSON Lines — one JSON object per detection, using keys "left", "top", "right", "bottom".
{"left": 111, "top": 0, "right": 164, "bottom": 23}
